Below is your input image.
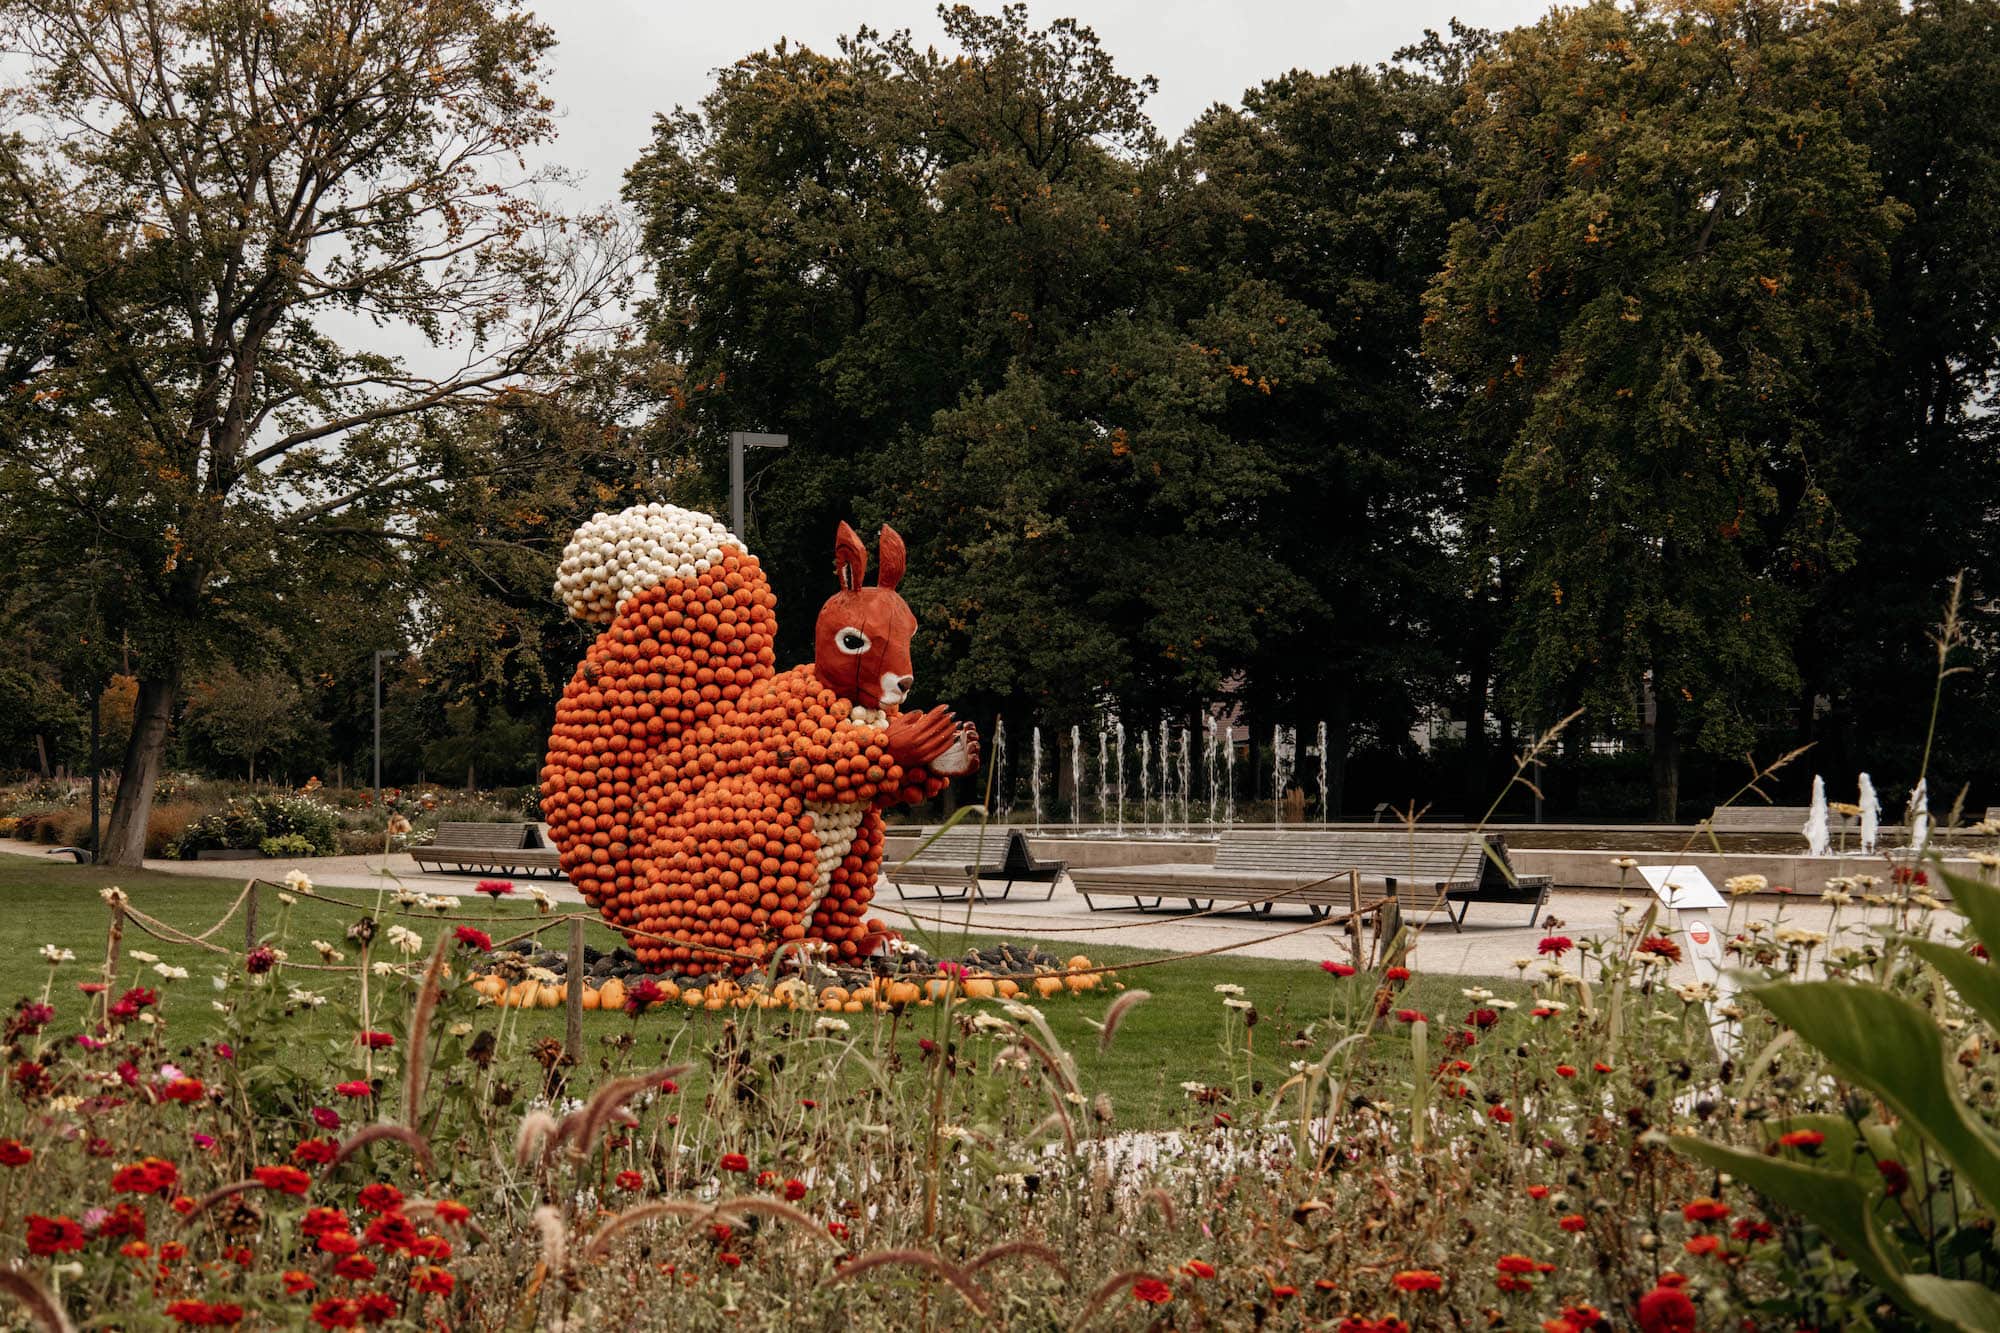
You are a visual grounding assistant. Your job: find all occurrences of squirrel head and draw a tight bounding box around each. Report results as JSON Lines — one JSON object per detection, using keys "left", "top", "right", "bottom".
{"left": 815, "top": 521, "right": 917, "bottom": 712}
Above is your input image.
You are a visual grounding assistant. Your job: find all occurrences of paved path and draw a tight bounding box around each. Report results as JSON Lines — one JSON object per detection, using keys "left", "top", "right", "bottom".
{"left": 1, "top": 839, "right": 1923, "bottom": 979}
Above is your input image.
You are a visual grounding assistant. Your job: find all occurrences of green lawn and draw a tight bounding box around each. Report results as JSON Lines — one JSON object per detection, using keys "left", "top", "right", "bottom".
{"left": 0, "top": 859, "right": 1513, "bottom": 1128}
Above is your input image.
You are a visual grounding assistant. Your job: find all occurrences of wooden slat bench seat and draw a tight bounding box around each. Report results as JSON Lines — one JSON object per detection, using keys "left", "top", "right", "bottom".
{"left": 411, "top": 821, "right": 564, "bottom": 877}
{"left": 1070, "top": 830, "right": 1551, "bottom": 930}
{"left": 886, "top": 826, "right": 1067, "bottom": 902}
{"left": 1706, "top": 806, "right": 1813, "bottom": 834}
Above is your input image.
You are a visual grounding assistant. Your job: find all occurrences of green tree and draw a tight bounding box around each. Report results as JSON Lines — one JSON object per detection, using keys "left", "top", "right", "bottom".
{"left": 1425, "top": 0, "right": 1903, "bottom": 818}
{"left": 181, "top": 664, "right": 303, "bottom": 782}
{"left": 0, "top": 0, "right": 628, "bottom": 863}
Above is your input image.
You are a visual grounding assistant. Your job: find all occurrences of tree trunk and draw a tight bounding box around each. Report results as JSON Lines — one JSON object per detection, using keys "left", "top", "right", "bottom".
{"left": 1462, "top": 650, "right": 1490, "bottom": 818}
{"left": 1325, "top": 689, "right": 1351, "bottom": 820}
{"left": 248, "top": 753, "right": 256, "bottom": 784}
{"left": 1650, "top": 683, "right": 1681, "bottom": 824}
{"left": 101, "top": 672, "right": 180, "bottom": 866}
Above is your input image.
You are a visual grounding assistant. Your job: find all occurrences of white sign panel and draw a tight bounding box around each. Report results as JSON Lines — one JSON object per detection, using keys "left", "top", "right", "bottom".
{"left": 1637, "top": 864, "right": 1726, "bottom": 911}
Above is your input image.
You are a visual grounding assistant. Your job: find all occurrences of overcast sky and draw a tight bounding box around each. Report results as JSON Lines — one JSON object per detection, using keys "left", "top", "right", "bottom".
{"left": 530, "top": 0, "right": 1556, "bottom": 212}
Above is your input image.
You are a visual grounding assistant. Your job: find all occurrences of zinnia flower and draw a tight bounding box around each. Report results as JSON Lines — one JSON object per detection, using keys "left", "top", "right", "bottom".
{"left": 1537, "top": 935, "right": 1574, "bottom": 957}
{"left": 1320, "top": 960, "right": 1356, "bottom": 977}
{"left": 475, "top": 879, "right": 514, "bottom": 899}
{"left": 719, "top": 1152, "right": 750, "bottom": 1173}
{"left": 1635, "top": 1281, "right": 1697, "bottom": 1333}
{"left": 1131, "top": 1277, "right": 1173, "bottom": 1304}
{"left": 254, "top": 1165, "right": 312, "bottom": 1195}
{"left": 1391, "top": 1270, "right": 1443, "bottom": 1293}
{"left": 453, "top": 926, "right": 492, "bottom": 951}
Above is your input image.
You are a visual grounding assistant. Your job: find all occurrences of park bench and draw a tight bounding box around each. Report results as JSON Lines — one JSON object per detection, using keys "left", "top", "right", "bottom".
{"left": 411, "top": 821, "right": 564, "bottom": 877}
{"left": 886, "top": 825, "right": 1067, "bottom": 902}
{"left": 1070, "top": 830, "right": 1550, "bottom": 929}
{"left": 1706, "top": 806, "right": 1814, "bottom": 834}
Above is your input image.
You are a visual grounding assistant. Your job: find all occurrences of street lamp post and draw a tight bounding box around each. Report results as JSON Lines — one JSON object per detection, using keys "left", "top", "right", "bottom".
{"left": 373, "top": 649, "right": 392, "bottom": 808}
{"left": 728, "top": 431, "right": 789, "bottom": 539}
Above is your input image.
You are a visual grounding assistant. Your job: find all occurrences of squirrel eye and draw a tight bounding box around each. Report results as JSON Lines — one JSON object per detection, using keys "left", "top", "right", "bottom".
{"left": 836, "top": 628, "right": 870, "bottom": 655}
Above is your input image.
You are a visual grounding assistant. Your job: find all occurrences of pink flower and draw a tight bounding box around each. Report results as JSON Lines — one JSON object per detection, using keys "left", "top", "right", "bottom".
{"left": 356, "top": 1032, "right": 395, "bottom": 1051}
{"left": 334, "top": 1081, "right": 371, "bottom": 1098}
{"left": 311, "top": 1106, "right": 342, "bottom": 1129}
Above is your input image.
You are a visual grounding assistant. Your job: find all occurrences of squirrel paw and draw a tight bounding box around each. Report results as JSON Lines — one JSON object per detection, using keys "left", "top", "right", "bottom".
{"left": 929, "top": 722, "right": 981, "bottom": 777}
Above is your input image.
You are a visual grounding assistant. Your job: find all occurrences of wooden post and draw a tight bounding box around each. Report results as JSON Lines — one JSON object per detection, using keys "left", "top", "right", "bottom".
{"left": 565, "top": 917, "right": 585, "bottom": 1065}
{"left": 101, "top": 895, "right": 125, "bottom": 1023}
{"left": 1346, "top": 869, "right": 1363, "bottom": 967}
{"left": 244, "top": 881, "right": 259, "bottom": 952}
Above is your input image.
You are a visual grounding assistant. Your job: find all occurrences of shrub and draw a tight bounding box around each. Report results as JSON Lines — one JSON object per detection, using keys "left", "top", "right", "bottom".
{"left": 258, "top": 832, "right": 317, "bottom": 858}
{"left": 163, "top": 801, "right": 269, "bottom": 859}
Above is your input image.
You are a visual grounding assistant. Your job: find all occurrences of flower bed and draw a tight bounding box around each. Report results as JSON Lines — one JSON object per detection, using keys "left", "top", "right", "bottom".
{"left": 2, "top": 865, "right": 1998, "bottom": 1329}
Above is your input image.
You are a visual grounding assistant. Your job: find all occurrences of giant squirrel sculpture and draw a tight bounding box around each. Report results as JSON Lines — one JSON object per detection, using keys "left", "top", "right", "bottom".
{"left": 540, "top": 504, "right": 979, "bottom": 975}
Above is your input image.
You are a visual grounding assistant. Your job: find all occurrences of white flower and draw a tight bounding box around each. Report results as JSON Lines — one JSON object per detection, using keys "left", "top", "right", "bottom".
{"left": 40, "top": 945, "right": 74, "bottom": 964}
{"left": 1726, "top": 874, "right": 1768, "bottom": 897}
{"left": 993, "top": 1172, "right": 1027, "bottom": 1187}
{"left": 1611, "top": 857, "right": 1639, "bottom": 870}
{"left": 311, "top": 940, "right": 344, "bottom": 963}
{"left": 1002, "top": 1003, "right": 1036, "bottom": 1021}
{"left": 425, "top": 896, "right": 455, "bottom": 913}
{"left": 1180, "top": 1081, "right": 1207, "bottom": 1094}
{"left": 392, "top": 890, "right": 421, "bottom": 907}
{"left": 1063, "top": 1091, "right": 1086, "bottom": 1106}
{"left": 1461, "top": 987, "right": 1494, "bottom": 1002}
{"left": 277, "top": 892, "right": 298, "bottom": 906}
{"left": 1212, "top": 983, "right": 1245, "bottom": 996}
{"left": 283, "top": 870, "right": 313, "bottom": 894}
{"left": 210, "top": 973, "right": 228, "bottom": 990}
{"left": 287, "top": 987, "right": 327, "bottom": 1008}
{"left": 1673, "top": 982, "right": 1717, "bottom": 1004}
{"left": 969, "top": 1014, "right": 1011, "bottom": 1035}
{"left": 152, "top": 962, "right": 189, "bottom": 980}
{"left": 1289, "top": 1059, "right": 1311, "bottom": 1073}
{"left": 211, "top": 1001, "right": 229, "bottom": 1012}
{"left": 130, "top": 950, "right": 159, "bottom": 964}
{"left": 1775, "top": 928, "right": 1828, "bottom": 948}
{"left": 371, "top": 961, "right": 401, "bottom": 977}
{"left": 1488, "top": 999, "right": 1518, "bottom": 1011}
{"left": 529, "top": 887, "right": 553, "bottom": 914}
{"left": 813, "top": 1017, "right": 851, "bottom": 1035}
{"left": 386, "top": 925, "right": 424, "bottom": 955}
{"left": 1222, "top": 997, "right": 1252, "bottom": 1011}
{"left": 448, "top": 1022, "right": 473, "bottom": 1037}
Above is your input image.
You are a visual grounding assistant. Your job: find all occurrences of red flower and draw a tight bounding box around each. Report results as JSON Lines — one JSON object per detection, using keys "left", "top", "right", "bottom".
{"left": 1269, "top": 1284, "right": 1299, "bottom": 1300}
{"left": 356, "top": 1032, "right": 395, "bottom": 1051}
{"left": 334, "top": 1080, "right": 371, "bottom": 1098}
{"left": 0, "top": 1138, "right": 30, "bottom": 1166}
{"left": 1183, "top": 1260, "right": 1216, "bottom": 1278}
{"left": 453, "top": 926, "right": 493, "bottom": 951}
{"left": 1385, "top": 966, "right": 1412, "bottom": 981}
{"left": 356, "top": 1293, "right": 397, "bottom": 1325}
{"left": 1637, "top": 935, "right": 1682, "bottom": 963}
{"left": 1394, "top": 1008, "right": 1426, "bottom": 1024}
{"left": 718, "top": 1152, "right": 750, "bottom": 1173}
{"left": 301, "top": 1206, "right": 351, "bottom": 1238}
{"left": 166, "top": 1300, "right": 246, "bottom": 1326}
{"left": 616, "top": 1170, "right": 644, "bottom": 1191}
{"left": 1526, "top": 1185, "right": 1550, "bottom": 1200}
{"left": 1778, "top": 1129, "right": 1825, "bottom": 1151}
{"left": 1555, "top": 1064, "right": 1577, "bottom": 1078}
{"left": 310, "top": 1299, "right": 360, "bottom": 1329}
{"left": 1878, "top": 1159, "right": 1911, "bottom": 1196}
{"left": 1592, "top": 1061, "right": 1613, "bottom": 1074}
{"left": 94, "top": 1201, "right": 149, "bottom": 1241}
{"left": 112, "top": 1157, "right": 179, "bottom": 1194}
{"left": 1320, "top": 960, "right": 1356, "bottom": 977}
{"left": 1131, "top": 1277, "right": 1173, "bottom": 1304}
{"left": 159, "top": 1241, "right": 188, "bottom": 1262}
{"left": 625, "top": 979, "right": 664, "bottom": 1014}
{"left": 1391, "top": 1270, "right": 1443, "bottom": 1293}
{"left": 293, "top": 1137, "right": 338, "bottom": 1166}
{"left": 332, "top": 1253, "right": 377, "bottom": 1281}
{"left": 1731, "top": 1219, "right": 1774, "bottom": 1243}
{"left": 1683, "top": 1234, "right": 1720, "bottom": 1256}
{"left": 1537, "top": 935, "right": 1574, "bottom": 957}
{"left": 255, "top": 1164, "right": 312, "bottom": 1195}
{"left": 1682, "top": 1197, "right": 1730, "bottom": 1223}
{"left": 172, "top": 1195, "right": 197, "bottom": 1215}
{"left": 432, "top": 1200, "right": 471, "bottom": 1226}
{"left": 1558, "top": 1214, "right": 1588, "bottom": 1233}
{"left": 1635, "top": 1283, "right": 1698, "bottom": 1333}
{"left": 357, "top": 1183, "right": 404, "bottom": 1214}
{"left": 26, "top": 1214, "right": 85, "bottom": 1255}
{"left": 364, "top": 1213, "right": 418, "bottom": 1251}
{"left": 1495, "top": 1254, "right": 1538, "bottom": 1275}
{"left": 283, "top": 1271, "right": 316, "bottom": 1296}
{"left": 317, "top": 1231, "right": 362, "bottom": 1257}
{"left": 783, "top": 1177, "right": 808, "bottom": 1201}
{"left": 828, "top": 1222, "right": 849, "bottom": 1240}
{"left": 1488, "top": 1104, "right": 1515, "bottom": 1124}
{"left": 121, "top": 1240, "right": 150, "bottom": 1260}
{"left": 717, "top": 1251, "right": 743, "bottom": 1268}
{"left": 475, "top": 879, "right": 515, "bottom": 898}
{"left": 161, "top": 1077, "right": 206, "bottom": 1103}
{"left": 411, "top": 1265, "right": 455, "bottom": 1296}
{"left": 1466, "top": 1008, "right": 1499, "bottom": 1029}
{"left": 312, "top": 1106, "right": 342, "bottom": 1129}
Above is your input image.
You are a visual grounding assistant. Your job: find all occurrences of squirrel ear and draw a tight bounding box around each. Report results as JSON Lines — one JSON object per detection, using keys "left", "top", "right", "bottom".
{"left": 876, "top": 525, "right": 906, "bottom": 590}
{"left": 834, "top": 521, "right": 868, "bottom": 592}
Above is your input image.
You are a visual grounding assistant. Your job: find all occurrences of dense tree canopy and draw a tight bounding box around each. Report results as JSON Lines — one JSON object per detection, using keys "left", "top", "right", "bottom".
{"left": 4, "top": 0, "right": 1998, "bottom": 822}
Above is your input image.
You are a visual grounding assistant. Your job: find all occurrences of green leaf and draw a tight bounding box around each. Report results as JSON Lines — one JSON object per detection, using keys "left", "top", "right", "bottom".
{"left": 1748, "top": 980, "right": 2000, "bottom": 1212}
{"left": 1904, "top": 939, "right": 2000, "bottom": 1034}
{"left": 1902, "top": 1275, "right": 2000, "bottom": 1332}
{"left": 1938, "top": 866, "right": 2000, "bottom": 951}
{"left": 1674, "top": 1136, "right": 1910, "bottom": 1308}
